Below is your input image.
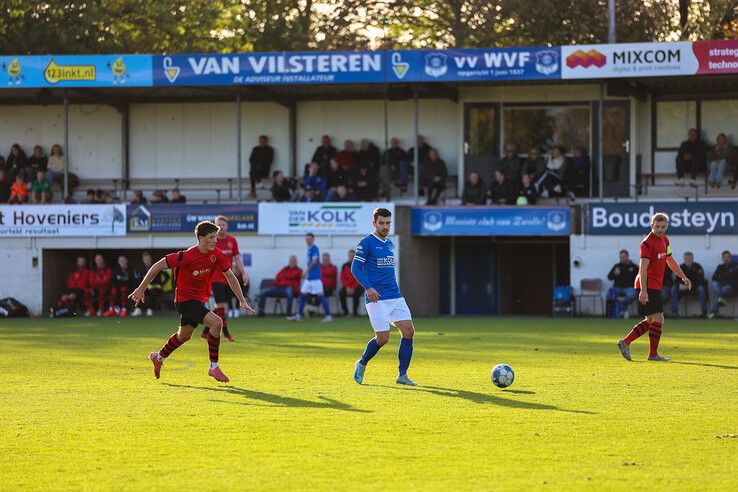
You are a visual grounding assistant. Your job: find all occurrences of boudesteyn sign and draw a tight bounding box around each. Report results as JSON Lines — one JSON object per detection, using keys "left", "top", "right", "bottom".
{"left": 0, "top": 205, "right": 126, "bottom": 237}
{"left": 586, "top": 202, "right": 738, "bottom": 235}
{"left": 258, "top": 203, "right": 395, "bottom": 235}
{"left": 411, "top": 207, "right": 570, "bottom": 236}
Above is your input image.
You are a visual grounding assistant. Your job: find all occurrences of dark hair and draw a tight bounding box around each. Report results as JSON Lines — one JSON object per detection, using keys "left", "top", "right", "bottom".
{"left": 86, "top": 189, "right": 95, "bottom": 195}
{"left": 722, "top": 250, "right": 732, "bottom": 256}
{"left": 273, "top": 170, "right": 283, "bottom": 178}
{"left": 195, "top": 220, "right": 218, "bottom": 237}
{"left": 259, "top": 135, "right": 268, "bottom": 141}
{"left": 305, "top": 232, "right": 315, "bottom": 238}
{"left": 619, "top": 249, "right": 628, "bottom": 255}
{"left": 373, "top": 208, "right": 392, "bottom": 221}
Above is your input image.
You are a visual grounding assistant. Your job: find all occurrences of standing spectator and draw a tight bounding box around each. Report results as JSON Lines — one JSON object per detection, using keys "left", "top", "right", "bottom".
{"left": 138, "top": 251, "right": 170, "bottom": 317}
{"left": 84, "top": 189, "right": 98, "bottom": 204}
{"left": 53, "top": 256, "right": 90, "bottom": 317}
{"left": 130, "top": 190, "right": 148, "bottom": 205}
{"left": 675, "top": 128, "right": 708, "bottom": 187}
{"left": 566, "top": 146, "right": 591, "bottom": 199}
{"left": 271, "top": 170, "right": 293, "bottom": 202}
{"left": 325, "top": 158, "right": 350, "bottom": 192}
{"left": 31, "top": 171, "right": 52, "bottom": 204}
{"left": 535, "top": 145, "right": 569, "bottom": 198}
{"left": 707, "top": 133, "right": 733, "bottom": 188}
{"left": 607, "top": 250, "right": 638, "bottom": 318}
{"left": 104, "top": 255, "right": 136, "bottom": 317}
{"left": 27, "top": 145, "right": 48, "bottom": 181}
{"left": 8, "top": 175, "right": 28, "bottom": 204}
{"left": 257, "top": 255, "right": 302, "bottom": 316}
{"left": 408, "top": 135, "right": 432, "bottom": 170}
{"left": 46, "top": 144, "right": 78, "bottom": 192}
{"left": 670, "top": 252, "right": 708, "bottom": 317}
{"left": 710, "top": 250, "right": 738, "bottom": 318}
{"left": 5, "top": 143, "right": 28, "bottom": 182}
{"left": 422, "top": 148, "right": 447, "bottom": 205}
{"left": 384, "top": 137, "right": 411, "bottom": 191}
{"left": 312, "top": 135, "right": 337, "bottom": 172}
{"left": 354, "top": 165, "right": 378, "bottom": 201}
{"left": 517, "top": 173, "right": 539, "bottom": 205}
{"left": 339, "top": 249, "right": 364, "bottom": 317}
{"left": 88, "top": 254, "right": 112, "bottom": 317}
{"left": 326, "top": 183, "right": 356, "bottom": 202}
{"left": 489, "top": 170, "right": 516, "bottom": 205}
{"left": 249, "top": 135, "right": 274, "bottom": 196}
{"left": 0, "top": 169, "right": 10, "bottom": 203}
{"left": 498, "top": 144, "right": 522, "bottom": 186}
{"left": 336, "top": 140, "right": 358, "bottom": 174}
{"left": 170, "top": 188, "right": 186, "bottom": 203}
{"left": 461, "top": 171, "right": 487, "bottom": 205}
{"left": 357, "top": 139, "right": 381, "bottom": 177}
{"left": 521, "top": 147, "right": 546, "bottom": 181}
{"left": 320, "top": 253, "right": 338, "bottom": 298}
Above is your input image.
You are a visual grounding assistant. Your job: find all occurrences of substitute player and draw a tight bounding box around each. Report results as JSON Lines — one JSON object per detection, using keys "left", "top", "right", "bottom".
{"left": 617, "top": 213, "right": 691, "bottom": 362}
{"left": 200, "top": 215, "right": 249, "bottom": 342}
{"left": 287, "top": 232, "right": 332, "bottom": 322}
{"left": 351, "top": 208, "right": 416, "bottom": 386}
{"left": 129, "top": 221, "right": 254, "bottom": 382}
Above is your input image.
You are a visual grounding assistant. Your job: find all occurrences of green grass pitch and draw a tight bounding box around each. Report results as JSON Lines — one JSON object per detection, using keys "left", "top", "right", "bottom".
{"left": 1, "top": 316, "right": 736, "bottom": 490}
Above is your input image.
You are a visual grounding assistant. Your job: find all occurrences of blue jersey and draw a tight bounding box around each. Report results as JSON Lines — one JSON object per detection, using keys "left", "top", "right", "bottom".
{"left": 352, "top": 234, "right": 401, "bottom": 303}
{"left": 306, "top": 244, "right": 321, "bottom": 280}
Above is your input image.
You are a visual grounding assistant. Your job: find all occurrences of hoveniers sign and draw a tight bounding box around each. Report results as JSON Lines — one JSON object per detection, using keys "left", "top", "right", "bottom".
{"left": 586, "top": 202, "right": 737, "bottom": 235}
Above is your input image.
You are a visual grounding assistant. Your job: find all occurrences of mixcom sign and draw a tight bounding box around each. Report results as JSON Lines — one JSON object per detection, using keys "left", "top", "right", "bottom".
{"left": 586, "top": 202, "right": 738, "bottom": 235}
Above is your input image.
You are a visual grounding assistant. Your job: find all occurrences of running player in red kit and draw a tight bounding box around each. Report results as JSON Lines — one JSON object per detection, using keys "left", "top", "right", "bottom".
{"left": 129, "top": 221, "right": 254, "bottom": 382}
{"left": 200, "top": 215, "right": 249, "bottom": 342}
{"left": 617, "top": 213, "right": 692, "bottom": 362}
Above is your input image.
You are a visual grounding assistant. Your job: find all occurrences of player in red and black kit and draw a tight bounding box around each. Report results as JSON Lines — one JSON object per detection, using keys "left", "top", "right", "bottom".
{"left": 129, "top": 221, "right": 255, "bottom": 382}
{"left": 54, "top": 256, "right": 90, "bottom": 315}
{"left": 617, "top": 213, "right": 692, "bottom": 362}
{"left": 199, "top": 215, "right": 249, "bottom": 342}
{"left": 88, "top": 254, "right": 112, "bottom": 317}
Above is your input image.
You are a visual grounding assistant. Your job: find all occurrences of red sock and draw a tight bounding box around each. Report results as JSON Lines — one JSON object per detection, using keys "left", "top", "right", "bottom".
{"left": 159, "top": 333, "right": 184, "bottom": 359}
{"left": 649, "top": 321, "right": 663, "bottom": 356}
{"left": 207, "top": 332, "right": 220, "bottom": 363}
{"left": 624, "top": 319, "right": 650, "bottom": 345}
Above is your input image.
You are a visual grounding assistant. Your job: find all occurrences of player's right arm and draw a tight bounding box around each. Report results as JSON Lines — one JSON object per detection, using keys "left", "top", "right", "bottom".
{"left": 351, "top": 240, "right": 379, "bottom": 302}
{"left": 637, "top": 257, "right": 650, "bottom": 304}
{"left": 128, "top": 258, "right": 168, "bottom": 306}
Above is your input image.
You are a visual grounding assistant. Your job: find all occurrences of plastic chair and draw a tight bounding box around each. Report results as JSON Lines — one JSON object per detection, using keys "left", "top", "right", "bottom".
{"left": 576, "top": 278, "right": 604, "bottom": 316}
{"left": 258, "top": 278, "right": 284, "bottom": 315}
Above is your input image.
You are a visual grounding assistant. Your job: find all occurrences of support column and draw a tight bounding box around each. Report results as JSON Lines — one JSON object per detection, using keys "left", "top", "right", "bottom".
{"left": 413, "top": 87, "right": 419, "bottom": 205}
{"left": 236, "top": 90, "right": 242, "bottom": 203}
{"left": 63, "top": 94, "right": 69, "bottom": 198}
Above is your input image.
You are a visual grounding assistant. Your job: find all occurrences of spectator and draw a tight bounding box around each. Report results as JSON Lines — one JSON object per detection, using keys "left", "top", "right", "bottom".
{"left": 31, "top": 171, "right": 52, "bottom": 204}
{"left": 27, "top": 145, "right": 48, "bottom": 181}
{"left": 326, "top": 183, "right": 356, "bottom": 202}
{"left": 46, "top": 144, "right": 78, "bottom": 192}
{"left": 517, "top": 173, "right": 538, "bottom": 205}
{"left": 566, "top": 146, "right": 590, "bottom": 199}
{"left": 675, "top": 128, "right": 708, "bottom": 186}
{"left": 5, "top": 143, "right": 28, "bottom": 182}
{"left": 336, "top": 139, "right": 358, "bottom": 173}
{"left": 461, "top": 171, "right": 487, "bottom": 205}
{"left": 384, "top": 137, "right": 411, "bottom": 191}
{"left": 731, "top": 148, "right": 738, "bottom": 189}
{"left": 0, "top": 169, "right": 10, "bottom": 203}
{"left": 535, "top": 145, "right": 569, "bottom": 198}
{"left": 84, "top": 189, "right": 98, "bottom": 204}
{"left": 710, "top": 250, "right": 738, "bottom": 318}
{"left": 339, "top": 249, "right": 364, "bottom": 317}
{"left": 358, "top": 138, "right": 381, "bottom": 177}
{"left": 170, "top": 188, "right": 186, "bottom": 203}
{"left": 104, "top": 255, "right": 137, "bottom": 317}
{"left": 138, "top": 251, "right": 170, "bottom": 317}
{"left": 130, "top": 190, "right": 148, "bottom": 205}
{"left": 320, "top": 253, "right": 338, "bottom": 298}
{"left": 312, "top": 135, "right": 337, "bottom": 172}
{"left": 100, "top": 190, "right": 114, "bottom": 204}
{"left": 257, "top": 255, "right": 302, "bottom": 316}
{"left": 408, "top": 135, "right": 432, "bottom": 170}
{"left": 88, "top": 254, "right": 112, "bottom": 317}
{"left": 152, "top": 190, "right": 169, "bottom": 203}
{"left": 521, "top": 147, "right": 546, "bottom": 181}
{"left": 422, "top": 148, "right": 447, "bottom": 205}
{"left": 661, "top": 265, "right": 673, "bottom": 305}
{"left": 249, "top": 135, "right": 274, "bottom": 196}
{"left": 670, "top": 252, "right": 708, "bottom": 317}
{"left": 294, "top": 162, "right": 327, "bottom": 202}
{"left": 325, "top": 158, "right": 350, "bottom": 191}
{"left": 8, "top": 175, "right": 28, "bottom": 204}
{"left": 607, "top": 250, "right": 638, "bottom": 318}
{"left": 271, "top": 170, "right": 293, "bottom": 202}
{"left": 354, "top": 165, "right": 378, "bottom": 201}
{"left": 707, "top": 133, "right": 733, "bottom": 188}
{"left": 498, "top": 143, "right": 522, "bottom": 185}
{"left": 489, "top": 170, "right": 516, "bottom": 205}
{"left": 52, "top": 256, "right": 90, "bottom": 317}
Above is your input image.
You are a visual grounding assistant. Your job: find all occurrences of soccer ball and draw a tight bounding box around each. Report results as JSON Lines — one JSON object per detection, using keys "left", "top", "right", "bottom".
{"left": 491, "top": 364, "right": 515, "bottom": 388}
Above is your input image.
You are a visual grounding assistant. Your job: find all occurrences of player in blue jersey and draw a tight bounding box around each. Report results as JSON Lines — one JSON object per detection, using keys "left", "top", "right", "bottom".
{"left": 351, "top": 208, "right": 416, "bottom": 386}
{"left": 287, "top": 232, "right": 333, "bottom": 322}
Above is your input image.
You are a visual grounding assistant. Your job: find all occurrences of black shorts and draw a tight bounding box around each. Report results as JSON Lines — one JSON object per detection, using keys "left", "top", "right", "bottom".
{"left": 175, "top": 300, "right": 210, "bottom": 328}
{"left": 636, "top": 288, "right": 663, "bottom": 316}
{"left": 212, "top": 282, "right": 233, "bottom": 304}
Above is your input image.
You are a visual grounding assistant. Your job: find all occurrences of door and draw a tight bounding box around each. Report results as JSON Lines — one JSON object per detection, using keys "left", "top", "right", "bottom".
{"left": 464, "top": 104, "right": 499, "bottom": 186}
{"left": 602, "top": 101, "right": 631, "bottom": 197}
{"left": 455, "top": 241, "right": 497, "bottom": 315}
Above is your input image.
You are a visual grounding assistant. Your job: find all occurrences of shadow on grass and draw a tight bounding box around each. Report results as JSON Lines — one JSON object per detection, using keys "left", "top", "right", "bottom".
{"left": 163, "top": 383, "right": 372, "bottom": 413}
{"left": 671, "top": 361, "right": 738, "bottom": 370}
{"left": 366, "top": 384, "right": 595, "bottom": 414}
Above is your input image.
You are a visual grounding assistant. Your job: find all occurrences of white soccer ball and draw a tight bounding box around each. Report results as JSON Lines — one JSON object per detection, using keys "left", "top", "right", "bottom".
{"left": 491, "top": 364, "right": 515, "bottom": 388}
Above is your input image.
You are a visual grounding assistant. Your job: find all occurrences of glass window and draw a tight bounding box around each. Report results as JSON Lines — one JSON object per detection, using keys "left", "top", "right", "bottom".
{"left": 466, "top": 106, "right": 496, "bottom": 156}
{"left": 656, "top": 100, "right": 696, "bottom": 148}
{"left": 502, "top": 106, "right": 590, "bottom": 155}
{"left": 701, "top": 99, "right": 738, "bottom": 146}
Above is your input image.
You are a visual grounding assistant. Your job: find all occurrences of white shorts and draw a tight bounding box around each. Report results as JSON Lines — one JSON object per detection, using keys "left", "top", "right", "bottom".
{"left": 301, "top": 279, "right": 324, "bottom": 295}
{"left": 365, "top": 297, "right": 412, "bottom": 333}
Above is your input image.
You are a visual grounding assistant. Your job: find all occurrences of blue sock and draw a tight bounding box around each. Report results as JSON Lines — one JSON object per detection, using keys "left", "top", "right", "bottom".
{"left": 360, "top": 338, "right": 381, "bottom": 365}
{"left": 297, "top": 295, "right": 307, "bottom": 316}
{"left": 319, "top": 295, "right": 331, "bottom": 316}
{"left": 398, "top": 337, "right": 413, "bottom": 376}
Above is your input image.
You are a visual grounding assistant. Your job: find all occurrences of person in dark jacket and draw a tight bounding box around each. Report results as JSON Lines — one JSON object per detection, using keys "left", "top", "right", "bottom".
{"left": 521, "top": 147, "right": 546, "bottom": 181}
{"left": 670, "top": 251, "right": 708, "bottom": 317}
{"left": 710, "top": 250, "right": 738, "bottom": 317}
{"left": 249, "top": 135, "right": 274, "bottom": 196}
{"left": 422, "top": 148, "right": 447, "bottom": 205}
{"left": 461, "top": 172, "right": 487, "bottom": 205}
{"left": 0, "top": 169, "right": 10, "bottom": 203}
{"left": 325, "top": 158, "right": 350, "bottom": 191}
{"left": 5, "top": 143, "right": 28, "bottom": 182}
{"left": 489, "top": 170, "right": 516, "bottom": 205}
{"left": 607, "top": 250, "right": 638, "bottom": 318}
{"left": 27, "top": 145, "right": 48, "bottom": 182}
{"left": 271, "top": 171, "right": 293, "bottom": 202}
{"left": 354, "top": 165, "right": 378, "bottom": 201}
{"left": 311, "top": 135, "right": 337, "bottom": 173}
{"left": 384, "top": 137, "right": 411, "bottom": 190}
{"left": 517, "top": 173, "right": 538, "bottom": 205}
{"left": 675, "top": 128, "right": 708, "bottom": 186}
{"left": 565, "top": 146, "right": 590, "bottom": 199}
{"left": 357, "top": 139, "right": 381, "bottom": 178}
{"left": 498, "top": 143, "right": 522, "bottom": 186}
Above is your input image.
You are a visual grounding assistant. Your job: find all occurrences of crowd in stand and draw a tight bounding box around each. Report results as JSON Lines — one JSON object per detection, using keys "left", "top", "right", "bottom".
{"left": 607, "top": 249, "right": 738, "bottom": 319}
{"left": 0, "top": 143, "right": 78, "bottom": 204}
{"left": 675, "top": 128, "right": 738, "bottom": 188}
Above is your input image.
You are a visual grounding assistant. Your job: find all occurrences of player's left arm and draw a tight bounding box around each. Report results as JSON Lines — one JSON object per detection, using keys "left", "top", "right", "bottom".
{"left": 234, "top": 254, "right": 249, "bottom": 286}
{"left": 223, "top": 268, "right": 255, "bottom": 315}
{"left": 129, "top": 258, "right": 167, "bottom": 305}
{"left": 666, "top": 255, "right": 692, "bottom": 290}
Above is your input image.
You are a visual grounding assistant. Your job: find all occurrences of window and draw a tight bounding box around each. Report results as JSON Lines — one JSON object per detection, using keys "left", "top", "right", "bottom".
{"left": 466, "top": 106, "right": 496, "bottom": 156}
{"left": 701, "top": 99, "right": 738, "bottom": 146}
{"left": 502, "top": 106, "right": 590, "bottom": 155}
{"left": 656, "top": 101, "right": 696, "bottom": 148}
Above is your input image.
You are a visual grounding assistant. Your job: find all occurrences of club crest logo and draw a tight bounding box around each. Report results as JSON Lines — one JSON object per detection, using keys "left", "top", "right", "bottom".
{"left": 210, "top": 255, "right": 217, "bottom": 263}
{"left": 163, "top": 57, "right": 180, "bottom": 83}
{"left": 546, "top": 211, "right": 568, "bottom": 232}
{"left": 391, "top": 52, "right": 410, "bottom": 79}
{"left": 535, "top": 50, "right": 559, "bottom": 76}
{"left": 423, "top": 211, "right": 444, "bottom": 232}
{"left": 424, "top": 53, "right": 447, "bottom": 78}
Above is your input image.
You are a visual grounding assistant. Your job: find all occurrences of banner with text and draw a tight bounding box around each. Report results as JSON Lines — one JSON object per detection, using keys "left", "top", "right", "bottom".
{"left": 0, "top": 205, "right": 126, "bottom": 237}
{"left": 411, "top": 207, "right": 570, "bottom": 236}
{"left": 0, "top": 55, "right": 152, "bottom": 88}
{"left": 586, "top": 202, "right": 738, "bottom": 235}
{"left": 258, "top": 203, "right": 394, "bottom": 235}
{"left": 127, "top": 204, "right": 257, "bottom": 234}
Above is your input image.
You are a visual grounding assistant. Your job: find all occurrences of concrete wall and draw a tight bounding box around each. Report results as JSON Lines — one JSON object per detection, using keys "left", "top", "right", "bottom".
{"left": 396, "top": 206, "right": 440, "bottom": 316}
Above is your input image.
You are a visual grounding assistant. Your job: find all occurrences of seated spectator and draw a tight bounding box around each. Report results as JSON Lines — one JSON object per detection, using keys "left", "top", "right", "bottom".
{"left": 517, "top": 173, "right": 538, "bottom": 205}
{"left": 257, "top": 255, "right": 302, "bottom": 316}
{"left": 498, "top": 143, "right": 522, "bottom": 186}
{"left": 326, "top": 183, "right": 356, "bottom": 202}
{"left": 461, "top": 171, "right": 487, "bottom": 205}
{"left": 566, "top": 146, "right": 590, "bottom": 199}
{"left": 27, "top": 145, "right": 48, "bottom": 181}
{"left": 104, "top": 255, "right": 138, "bottom": 317}
{"left": 46, "top": 144, "right": 78, "bottom": 192}
{"left": 339, "top": 249, "right": 364, "bottom": 317}
{"left": 84, "top": 189, "right": 98, "bottom": 204}
{"left": 293, "top": 162, "right": 326, "bottom": 202}
{"left": 130, "top": 190, "right": 148, "bottom": 205}
{"left": 607, "top": 249, "right": 638, "bottom": 318}
{"left": 312, "top": 135, "right": 337, "bottom": 172}
{"left": 31, "top": 170, "right": 52, "bottom": 204}
{"left": 422, "top": 148, "right": 447, "bottom": 205}
{"left": 249, "top": 135, "right": 274, "bottom": 196}
{"left": 5, "top": 143, "right": 28, "bottom": 182}
{"left": 535, "top": 145, "right": 569, "bottom": 198}
{"left": 336, "top": 140, "right": 358, "bottom": 174}
{"left": 0, "top": 169, "right": 10, "bottom": 203}
{"left": 100, "top": 190, "right": 114, "bottom": 204}
{"left": 52, "top": 256, "right": 90, "bottom": 317}
{"left": 670, "top": 251, "right": 708, "bottom": 317}
{"left": 489, "top": 170, "right": 516, "bottom": 205}
{"left": 731, "top": 148, "right": 738, "bottom": 189}
{"left": 320, "top": 253, "right": 337, "bottom": 298}
{"left": 707, "top": 133, "right": 733, "bottom": 188}
{"left": 8, "top": 174, "right": 28, "bottom": 204}
{"left": 521, "top": 147, "right": 546, "bottom": 181}
{"left": 354, "top": 165, "right": 378, "bottom": 201}
{"left": 408, "top": 135, "right": 432, "bottom": 170}
{"left": 170, "top": 188, "right": 186, "bottom": 203}
{"left": 152, "top": 190, "right": 169, "bottom": 203}
{"left": 384, "top": 137, "right": 411, "bottom": 191}
{"left": 64, "top": 194, "right": 77, "bottom": 204}
{"left": 710, "top": 250, "right": 738, "bottom": 318}
{"left": 138, "top": 251, "right": 170, "bottom": 317}
{"left": 358, "top": 138, "right": 381, "bottom": 177}
{"left": 325, "top": 158, "right": 350, "bottom": 191}
{"left": 660, "top": 265, "right": 673, "bottom": 305}
{"left": 675, "top": 128, "right": 707, "bottom": 186}
{"left": 271, "top": 170, "right": 293, "bottom": 202}
{"left": 88, "top": 254, "right": 112, "bottom": 317}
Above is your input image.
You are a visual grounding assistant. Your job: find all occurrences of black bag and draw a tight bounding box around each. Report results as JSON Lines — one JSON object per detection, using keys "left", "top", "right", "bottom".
{"left": 0, "top": 297, "right": 30, "bottom": 317}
